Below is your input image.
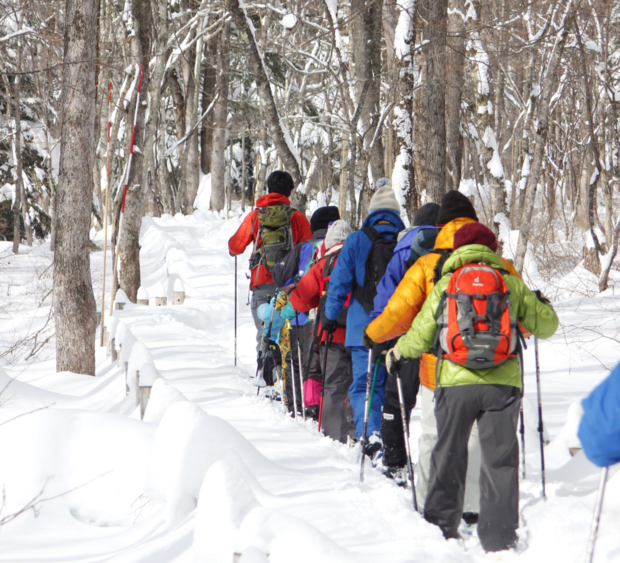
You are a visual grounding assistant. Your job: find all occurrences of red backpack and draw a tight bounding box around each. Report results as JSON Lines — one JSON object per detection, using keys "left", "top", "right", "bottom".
{"left": 435, "top": 263, "right": 518, "bottom": 369}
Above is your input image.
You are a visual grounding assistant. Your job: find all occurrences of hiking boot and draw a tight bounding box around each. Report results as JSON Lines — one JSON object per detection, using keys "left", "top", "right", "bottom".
{"left": 305, "top": 404, "right": 319, "bottom": 421}
{"left": 462, "top": 512, "right": 479, "bottom": 525}
{"left": 385, "top": 466, "right": 408, "bottom": 487}
{"left": 363, "top": 434, "right": 383, "bottom": 459}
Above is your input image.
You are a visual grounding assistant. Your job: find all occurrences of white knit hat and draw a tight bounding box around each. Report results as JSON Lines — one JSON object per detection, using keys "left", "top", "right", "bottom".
{"left": 368, "top": 185, "right": 400, "bottom": 213}
{"left": 325, "top": 219, "right": 352, "bottom": 249}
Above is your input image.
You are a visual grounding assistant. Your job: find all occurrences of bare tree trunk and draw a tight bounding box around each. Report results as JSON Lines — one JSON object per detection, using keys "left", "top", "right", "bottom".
{"left": 200, "top": 37, "right": 217, "bottom": 175}
{"left": 54, "top": 0, "right": 99, "bottom": 375}
{"left": 422, "top": 0, "right": 447, "bottom": 202}
{"left": 210, "top": 22, "right": 230, "bottom": 212}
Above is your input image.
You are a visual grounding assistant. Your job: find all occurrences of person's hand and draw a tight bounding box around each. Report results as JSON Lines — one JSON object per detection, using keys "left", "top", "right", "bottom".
{"left": 275, "top": 291, "right": 289, "bottom": 310}
{"left": 372, "top": 341, "right": 391, "bottom": 363}
{"left": 386, "top": 346, "right": 403, "bottom": 376}
{"left": 320, "top": 309, "right": 338, "bottom": 334}
{"left": 362, "top": 329, "right": 374, "bottom": 349}
{"left": 534, "top": 289, "right": 551, "bottom": 304}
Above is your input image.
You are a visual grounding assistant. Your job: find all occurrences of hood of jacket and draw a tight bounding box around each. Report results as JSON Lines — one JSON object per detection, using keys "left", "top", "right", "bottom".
{"left": 434, "top": 217, "right": 477, "bottom": 250}
{"left": 256, "top": 193, "right": 292, "bottom": 208}
{"left": 442, "top": 244, "right": 505, "bottom": 275}
{"left": 361, "top": 209, "right": 406, "bottom": 232}
{"left": 394, "top": 225, "right": 437, "bottom": 253}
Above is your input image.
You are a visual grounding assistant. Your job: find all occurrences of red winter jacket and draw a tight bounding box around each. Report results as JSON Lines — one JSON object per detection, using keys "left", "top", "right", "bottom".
{"left": 228, "top": 193, "right": 312, "bottom": 288}
{"left": 289, "top": 243, "right": 346, "bottom": 344}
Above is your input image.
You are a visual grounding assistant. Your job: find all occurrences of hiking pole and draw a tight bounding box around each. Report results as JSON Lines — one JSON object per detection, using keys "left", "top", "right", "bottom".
{"left": 294, "top": 312, "right": 306, "bottom": 421}
{"left": 288, "top": 321, "right": 299, "bottom": 418}
{"left": 317, "top": 330, "right": 333, "bottom": 432}
{"left": 360, "top": 353, "right": 380, "bottom": 483}
{"left": 100, "top": 78, "right": 113, "bottom": 347}
{"left": 585, "top": 466, "right": 609, "bottom": 563}
{"left": 518, "top": 349, "right": 527, "bottom": 479}
{"left": 234, "top": 256, "right": 238, "bottom": 366}
{"left": 395, "top": 367, "right": 418, "bottom": 512}
{"left": 110, "top": 63, "right": 144, "bottom": 315}
{"left": 534, "top": 336, "right": 546, "bottom": 498}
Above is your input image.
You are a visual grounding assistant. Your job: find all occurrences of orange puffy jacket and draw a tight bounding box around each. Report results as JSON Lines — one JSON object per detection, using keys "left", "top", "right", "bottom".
{"left": 366, "top": 217, "right": 522, "bottom": 389}
{"left": 228, "top": 193, "right": 312, "bottom": 288}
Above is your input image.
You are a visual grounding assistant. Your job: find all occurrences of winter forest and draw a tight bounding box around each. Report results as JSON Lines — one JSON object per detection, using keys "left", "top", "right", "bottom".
{"left": 1, "top": 0, "right": 620, "bottom": 561}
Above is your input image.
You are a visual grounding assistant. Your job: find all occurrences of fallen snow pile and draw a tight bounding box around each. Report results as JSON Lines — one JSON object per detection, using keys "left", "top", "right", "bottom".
{"left": 0, "top": 211, "right": 619, "bottom": 562}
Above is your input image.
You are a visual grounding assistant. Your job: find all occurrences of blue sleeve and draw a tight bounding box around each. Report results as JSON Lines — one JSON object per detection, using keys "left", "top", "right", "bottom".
{"left": 324, "top": 236, "right": 357, "bottom": 321}
{"left": 370, "top": 251, "right": 405, "bottom": 321}
{"left": 578, "top": 364, "right": 620, "bottom": 467}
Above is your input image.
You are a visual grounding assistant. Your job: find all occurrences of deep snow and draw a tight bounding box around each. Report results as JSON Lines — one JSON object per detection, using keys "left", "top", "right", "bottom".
{"left": 0, "top": 211, "right": 618, "bottom": 562}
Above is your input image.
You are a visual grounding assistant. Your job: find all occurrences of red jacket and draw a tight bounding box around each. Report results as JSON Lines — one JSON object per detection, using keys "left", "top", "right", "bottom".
{"left": 228, "top": 193, "right": 312, "bottom": 288}
{"left": 289, "top": 244, "right": 346, "bottom": 344}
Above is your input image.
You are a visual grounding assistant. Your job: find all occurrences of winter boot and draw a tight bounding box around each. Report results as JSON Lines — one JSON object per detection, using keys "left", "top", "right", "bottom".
{"left": 385, "top": 466, "right": 408, "bottom": 487}
{"left": 305, "top": 404, "right": 319, "bottom": 421}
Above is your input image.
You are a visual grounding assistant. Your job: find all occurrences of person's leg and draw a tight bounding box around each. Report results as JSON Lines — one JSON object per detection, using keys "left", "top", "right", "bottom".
{"left": 348, "top": 346, "right": 371, "bottom": 439}
{"left": 424, "top": 386, "right": 479, "bottom": 539}
{"left": 250, "top": 284, "right": 276, "bottom": 351}
{"left": 320, "top": 342, "right": 352, "bottom": 443}
{"left": 284, "top": 325, "right": 303, "bottom": 413}
{"left": 476, "top": 385, "right": 521, "bottom": 552}
{"left": 417, "top": 385, "right": 438, "bottom": 510}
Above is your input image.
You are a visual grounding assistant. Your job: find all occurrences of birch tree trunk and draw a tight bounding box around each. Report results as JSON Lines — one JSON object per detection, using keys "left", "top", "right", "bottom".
{"left": 54, "top": 0, "right": 99, "bottom": 375}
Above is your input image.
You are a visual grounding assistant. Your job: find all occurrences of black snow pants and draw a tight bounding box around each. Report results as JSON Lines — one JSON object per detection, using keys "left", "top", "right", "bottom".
{"left": 381, "top": 358, "right": 421, "bottom": 468}
{"left": 317, "top": 341, "right": 352, "bottom": 443}
{"left": 424, "top": 384, "right": 521, "bottom": 552}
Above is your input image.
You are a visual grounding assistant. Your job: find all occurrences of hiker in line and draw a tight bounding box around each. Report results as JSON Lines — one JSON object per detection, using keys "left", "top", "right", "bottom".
{"left": 363, "top": 202, "right": 440, "bottom": 483}
{"left": 364, "top": 190, "right": 514, "bottom": 514}
{"left": 386, "top": 222, "right": 558, "bottom": 552}
{"left": 273, "top": 206, "right": 340, "bottom": 416}
{"left": 578, "top": 363, "right": 620, "bottom": 468}
{"left": 323, "top": 179, "right": 405, "bottom": 455}
{"left": 228, "top": 171, "right": 312, "bottom": 358}
{"left": 281, "top": 220, "right": 353, "bottom": 441}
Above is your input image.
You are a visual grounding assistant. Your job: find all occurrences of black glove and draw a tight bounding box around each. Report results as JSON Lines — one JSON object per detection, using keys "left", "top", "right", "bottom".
{"left": 534, "top": 289, "right": 551, "bottom": 305}
{"left": 320, "top": 309, "right": 338, "bottom": 334}
{"left": 372, "top": 341, "right": 391, "bottom": 363}
{"left": 362, "top": 329, "right": 374, "bottom": 349}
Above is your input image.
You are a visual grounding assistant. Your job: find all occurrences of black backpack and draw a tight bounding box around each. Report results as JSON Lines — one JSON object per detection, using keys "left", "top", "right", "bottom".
{"left": 319, "top": 251, "right": 349, "bottom": 326}
{"left": 353, "top": 226, "right": 400, "bottom": 315}
{"left": 430, "top": 249, "right": 452, "bottom": 284}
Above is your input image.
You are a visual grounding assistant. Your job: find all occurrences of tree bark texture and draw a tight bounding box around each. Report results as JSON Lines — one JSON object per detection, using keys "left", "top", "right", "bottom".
{"left": 200, "top": 37, "right": 217, "bottom": 175}
{"left": 54, "top": 0, "right": 100, "bottom": 375}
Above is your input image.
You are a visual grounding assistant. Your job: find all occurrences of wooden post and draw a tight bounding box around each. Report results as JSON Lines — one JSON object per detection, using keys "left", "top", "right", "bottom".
{"left": 173, "top": 291, "right": 185, "bottom": 305}
{"left": 137, "top": 286, "right": 149, "bottom": 305}
{"left": 155, "top": 296, "right": 167, "bottom": 306}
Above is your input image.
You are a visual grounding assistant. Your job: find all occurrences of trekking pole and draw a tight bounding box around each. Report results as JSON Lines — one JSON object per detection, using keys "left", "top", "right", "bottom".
{"left": 317, "top": 330, "right": 333, "bottom": 432}
{"left": 395, "top": 367, "right": 418, "bottom": 512}
{"left": 585, "top": 466, "right": 609, "bottom": 563}
{"left": 288, "top": 320, "right": 299, "bottom": 418}
{"left": 360, "top": 353, "right": 380, "bottom": 483}
{"left": 518, "top": 348, "right": 526, "bottom": 479}
{"left": 234, "top": 256, "right": 238, "bottom": 366}
{"left": 534, "top": 336, "right": 546, "bottom": 498}
{"left": 99, "top": 78, "right": 113, "bottom": 347}
{"left": 294, "top": 311, "right": 306, "bottom": 421}
{"left": 109, "top": 63, "right": 144, "bottom": 315}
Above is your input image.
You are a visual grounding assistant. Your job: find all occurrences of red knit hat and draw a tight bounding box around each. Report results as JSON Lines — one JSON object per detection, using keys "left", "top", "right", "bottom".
{"left": 453, "top": 222, "right": 498, "bottom": 252}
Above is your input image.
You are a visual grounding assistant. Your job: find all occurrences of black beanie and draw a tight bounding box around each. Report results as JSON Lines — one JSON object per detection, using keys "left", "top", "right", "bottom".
{"left": 435, "top": 191, "right": 478, "bottom": 225}
{"left": 413, "top": 203, "right": 440, "bottom": 227}
{"left": 267, "top": 171, "right": 294, "bottom": 198}
{"left": 310, "top": 206, "right": 340, "bottom": 232}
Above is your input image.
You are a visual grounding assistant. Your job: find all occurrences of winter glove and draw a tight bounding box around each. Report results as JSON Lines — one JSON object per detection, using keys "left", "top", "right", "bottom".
{"left": 275, "top": 291, "right": 289, "bottom": 311}
{"left": 385, "top": 346, "right": 403, "bottom": 377}
{"left": 534, "top": 289, "right": 551, "bottom": 305}
{"left": 320, "top": 309, "right": 338, "bottom": 334}
{"left": 372, "top": 341, "right": 392, "bottom": 364}
{"left": 280, "top": 301, "right": 296, "bottom": 320}
{"left": 362, "top": 329, "right": 374, "bottom": 349}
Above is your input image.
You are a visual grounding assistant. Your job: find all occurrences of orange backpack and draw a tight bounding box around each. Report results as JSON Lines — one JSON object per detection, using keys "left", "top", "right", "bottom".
{"left": 435, "top": 263, "right": 518, "bottom": 369}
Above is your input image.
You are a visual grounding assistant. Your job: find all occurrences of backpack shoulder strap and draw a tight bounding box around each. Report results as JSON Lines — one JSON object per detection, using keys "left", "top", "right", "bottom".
{"left": 431, "top": 249, "right": 453, "bottom": 285}
{"left": 361, "top": 226, "right": 381, "bottom": 242}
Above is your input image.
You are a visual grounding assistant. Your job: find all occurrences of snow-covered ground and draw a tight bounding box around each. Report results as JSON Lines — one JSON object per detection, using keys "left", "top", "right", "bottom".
{"left": 0, "top": 211, "right": 619, "bottom": 562}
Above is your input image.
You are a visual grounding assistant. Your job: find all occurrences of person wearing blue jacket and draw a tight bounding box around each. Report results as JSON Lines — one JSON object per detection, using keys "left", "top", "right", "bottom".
{"left": 578, "top": 363, "right": 620, "bottom": 467}
{"left": 368, "top": 203, "right": 440, "bottom": 482}
{"left": 322, "top": 181, "right": 405, "bottom": 451}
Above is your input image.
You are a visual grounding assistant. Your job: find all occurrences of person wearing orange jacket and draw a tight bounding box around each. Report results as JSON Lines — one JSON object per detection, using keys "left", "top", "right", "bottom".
{"left": 365, "top": 190, "right": 521, "bottom": 517}
{"left": 228, "top": 171, "right": 312, "bottom": 350}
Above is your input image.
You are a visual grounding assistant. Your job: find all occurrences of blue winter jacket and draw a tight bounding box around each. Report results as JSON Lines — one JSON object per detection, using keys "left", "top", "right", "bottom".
{"left": 578, "top": 363, "right": 620, "bottom": 467}
{"left": 324, "top": 210, "right": 405, "bottom": 347}
{"left": 369, "top": 226, "right": 438, "bottom": 322}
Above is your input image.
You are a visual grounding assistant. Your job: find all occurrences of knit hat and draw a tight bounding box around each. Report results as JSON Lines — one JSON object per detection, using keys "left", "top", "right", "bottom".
{"left": 325, "top": 220, "right": 352, "bottom": 250}
{"left": 453, "top": 222, "right": 498, "bottom": 253}
{"left": 368, "top": 185, "right": 400, "bottom": 213}
{"left": 376, "top": 177, "right": 390, "bottom": 189}
{"left": 413, "top": 202, "right": 440, "bottom": 227}
{"left": 310, "top": 206, "right": 340, "bottom": 232}
{"left": 435, "top": 191, "right": 478, "bottom": 225}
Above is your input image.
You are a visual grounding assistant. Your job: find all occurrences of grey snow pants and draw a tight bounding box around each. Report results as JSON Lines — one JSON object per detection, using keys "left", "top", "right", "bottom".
{"left": 250, "top": 284, "right": 276, "bottom": 351}
{"left": 424, "top": 384, "right": 521, "bottom": 552}
{"left": 318, "top": 341, "right": 352, "bottom": 443}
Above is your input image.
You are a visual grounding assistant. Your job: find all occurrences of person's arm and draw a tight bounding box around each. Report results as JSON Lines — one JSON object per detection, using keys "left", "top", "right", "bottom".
{"left": 292, "top": 211, "right": 312, "bottom": 245}
{"left": 290, "top": 262, "right": 322, "bottom": 312}
{"left": 228, "top": 211, "right": 257, "bottom": 255}
{"left": 396, "top": 278, "right": 446, "bottom": 359}
{"left": 366, "top": 259, "right": 428, "bottom": 343}
{"left": 508, "top": 277, "right": 559, "bottom": 339}
{"left": 324, "top": 236, "right": 356, "bottom": 321}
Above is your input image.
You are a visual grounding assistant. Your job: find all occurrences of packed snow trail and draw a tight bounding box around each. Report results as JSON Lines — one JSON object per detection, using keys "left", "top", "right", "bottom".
{"left": 0, "top": 211, "right": 618, "bottom": 563}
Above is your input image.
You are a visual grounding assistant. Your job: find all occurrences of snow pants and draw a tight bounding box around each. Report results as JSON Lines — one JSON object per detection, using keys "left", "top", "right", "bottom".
{"left": 250, "top": 284, "right": 276, "bottom": 351}
{"left": 318, "top": 341, "right": 352, "bottom": 443}
{"left": 417, "top": 385, "right": 481, "bottom": 513}
{"left": 284, "top": 323, "right": 314, "bottom": 414}
{"left": 381, "top": 359, "right": 420, "bottom": 468}
{"left": 424, "top": 384, "right": 521, "bottom": 552}
{"left": 349, "top": 346, "right": 386, "bottom": 439}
